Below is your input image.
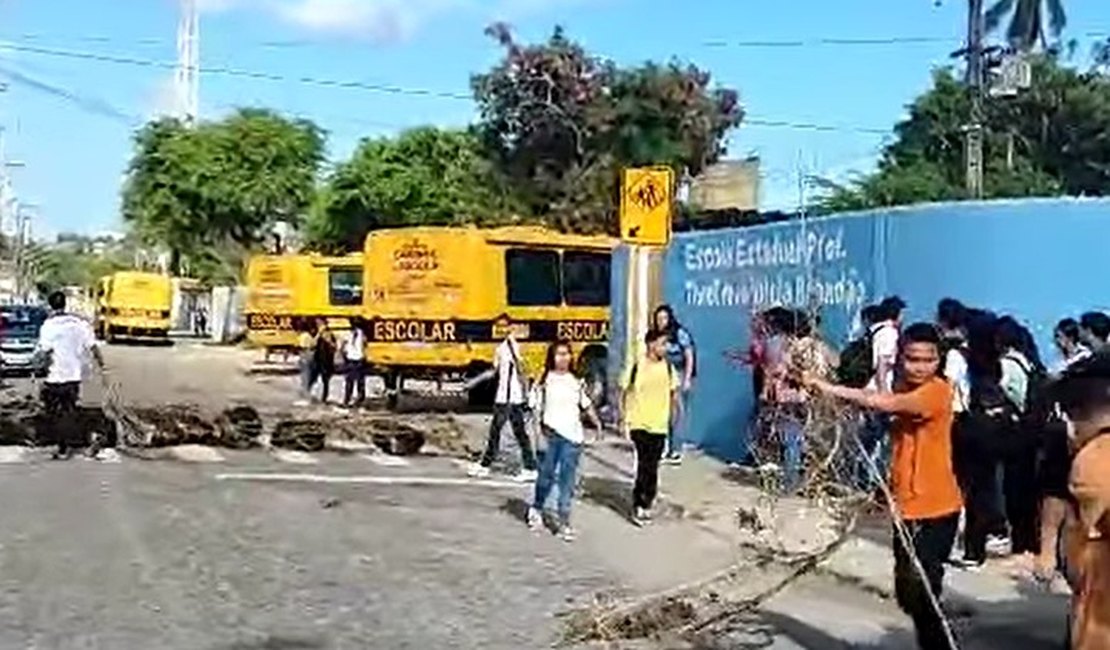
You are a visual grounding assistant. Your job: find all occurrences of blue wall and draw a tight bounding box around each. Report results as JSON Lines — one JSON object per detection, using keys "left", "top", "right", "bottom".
{"left": 651, "top": 198, "right": 1110, "bottom": 459}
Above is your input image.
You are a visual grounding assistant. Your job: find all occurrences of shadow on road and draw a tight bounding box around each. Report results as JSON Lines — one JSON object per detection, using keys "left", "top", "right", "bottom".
{"left": 217, "top": 636, "right": 327, "bottom": 650}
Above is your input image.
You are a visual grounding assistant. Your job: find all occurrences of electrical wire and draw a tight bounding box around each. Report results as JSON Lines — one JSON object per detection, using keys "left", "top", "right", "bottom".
{"left": 0, "top": 41, "right": 892, "bottom": 136}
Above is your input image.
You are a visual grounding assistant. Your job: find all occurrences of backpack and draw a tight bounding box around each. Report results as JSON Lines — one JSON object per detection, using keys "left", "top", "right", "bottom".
{"left": 836, "top": 329, "right": 874, "bottom": 388}
{"left": 1002, "top": 352, "right": 1055, "bottom": 432}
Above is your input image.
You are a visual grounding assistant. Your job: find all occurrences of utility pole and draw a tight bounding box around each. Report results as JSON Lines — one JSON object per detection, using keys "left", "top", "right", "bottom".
{"left": 13, "top": 204, "right": 29, "bottom": 301}
{"left": 965, "top": 0, "right": 986, "bottom": 199}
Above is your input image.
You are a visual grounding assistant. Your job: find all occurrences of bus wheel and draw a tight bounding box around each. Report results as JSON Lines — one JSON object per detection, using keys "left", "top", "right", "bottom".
{"left": 384, "top": 372, "right": 403, "bottom": 411}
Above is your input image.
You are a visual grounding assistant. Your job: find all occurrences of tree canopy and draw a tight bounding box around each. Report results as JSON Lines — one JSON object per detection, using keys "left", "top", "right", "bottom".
{"left": 121, "top": 109, "right": 325, "bottom": 276}
{"left": 819, "top": 56, "right": 1110, "bottom": 212}
{"left": 470, "top": 24, "right": 742, "bottom": 233}
{"left": 986, "top": 0, "right": 1067, "bottom": 51}
{"left": 306, "top": 127, "right": 521, "bottom": 252}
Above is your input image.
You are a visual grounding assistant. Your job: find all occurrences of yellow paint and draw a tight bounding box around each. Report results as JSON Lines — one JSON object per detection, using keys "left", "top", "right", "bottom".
{"left": 363, "top": 225, "right": 615, "bottom": 380}
{"left": 95, "top": 271, "right": 173, "bottom": 338}
{"left": 620, "top": 167, "right": 674, "bottom": 247}
{"left": 243, "top": 253, "right": 363, "bottom": 349}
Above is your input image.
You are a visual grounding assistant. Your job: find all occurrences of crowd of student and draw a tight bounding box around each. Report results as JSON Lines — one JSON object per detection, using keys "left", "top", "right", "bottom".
{"left": 747, "top": 297, "right": 1110, "bottom": 649}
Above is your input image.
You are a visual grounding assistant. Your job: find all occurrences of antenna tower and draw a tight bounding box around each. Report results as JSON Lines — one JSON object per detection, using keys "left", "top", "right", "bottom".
{"left": 175, "top": 0, "right": 199, "bottom": 125}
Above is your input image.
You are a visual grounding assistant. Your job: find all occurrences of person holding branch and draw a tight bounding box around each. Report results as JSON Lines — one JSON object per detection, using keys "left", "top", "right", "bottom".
{"left": 803, "top": 322, "right": 962, "bottom": 650}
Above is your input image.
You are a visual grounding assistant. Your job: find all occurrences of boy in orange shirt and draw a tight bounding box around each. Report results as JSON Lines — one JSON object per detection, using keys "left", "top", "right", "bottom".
{"left": 808, "top": 323, "right": 962, "bottom": 650}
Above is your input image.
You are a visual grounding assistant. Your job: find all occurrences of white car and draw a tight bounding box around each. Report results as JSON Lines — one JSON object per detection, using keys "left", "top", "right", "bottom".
{"left": 0, "top": 305, "right": 48, "bottom": 376}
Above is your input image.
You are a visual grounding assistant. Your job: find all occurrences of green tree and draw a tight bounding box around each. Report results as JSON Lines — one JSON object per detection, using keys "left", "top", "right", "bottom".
{"left": 817, "top": 58, "right": 1110, "bottom": 211}
{"left": 985, "top": 0, "right": 1066, "bottom": 51}
{"left": 306, "top": 127, "right": 521, "bottom": 251}
{"left": 471, "top": 24, "right": 742, "bottom": 232}
{"left": 121, "top": 109, "right": 325, "bottom": 276}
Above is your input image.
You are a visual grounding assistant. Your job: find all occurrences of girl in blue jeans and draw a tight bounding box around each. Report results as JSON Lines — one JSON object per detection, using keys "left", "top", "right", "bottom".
{"left": 527, "top": 340, "right": 602, "bottom": 542}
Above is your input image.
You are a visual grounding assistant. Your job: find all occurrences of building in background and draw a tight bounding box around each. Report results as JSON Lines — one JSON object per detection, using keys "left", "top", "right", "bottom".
{"left": 687, "top": 157, "right": 761, "bottom": 213}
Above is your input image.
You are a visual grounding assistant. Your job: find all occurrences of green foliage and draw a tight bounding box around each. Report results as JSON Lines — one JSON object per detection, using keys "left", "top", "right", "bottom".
{"left": 471, "top": 24, "right": 742, "bottom": 232}
{"left": 306, "top": 127, "right": 523, "bottom": 252}
{"left": 29, "top": 237, "right": 134, "bottom": 294}
{"left": 985, "top": 0, "right": 1066, "bottom": 51}
{"left": 817, "top": 58, "right": 1110, "bottom": 212}
{"left": 121, "top": 109, "right": 325, "bottom": 273}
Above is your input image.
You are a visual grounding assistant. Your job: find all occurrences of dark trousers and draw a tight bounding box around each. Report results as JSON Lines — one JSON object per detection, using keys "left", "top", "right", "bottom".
{"left": 42, "top": 381, "right": 80, "bottom": 456}
{"left": 631, "top": 430, "right": 666, "bottom": 510}
{"left": 343, "top": 360, "right": 368, "bottom": 406}
{"left": 953, "top": 415, "right": 1004, "bottom": 564}
{"left": 480, "top": 404, "right": 536, "bottom": 470}
{"left": 1003, "top": 442, "right": 1040, "bottom": 555}
{"left": 894, "top": 513, "right": 959, "bottom": 650}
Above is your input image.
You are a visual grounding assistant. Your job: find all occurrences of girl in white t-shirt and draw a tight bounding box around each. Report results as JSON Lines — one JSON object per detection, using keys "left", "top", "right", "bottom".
{"left": 527, "top": 340, "right": 601, "bottom": 542}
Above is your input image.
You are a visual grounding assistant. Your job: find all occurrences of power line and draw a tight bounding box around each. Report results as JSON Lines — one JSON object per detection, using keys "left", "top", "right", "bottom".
{"left": 0, "top": 41, "right": 474, "bottom": 101}
{"left": 702, "top": 30, "right": 1110, "bottom": 49}
{"left": 0, "top": 41, "right": 893, "bottom": 136}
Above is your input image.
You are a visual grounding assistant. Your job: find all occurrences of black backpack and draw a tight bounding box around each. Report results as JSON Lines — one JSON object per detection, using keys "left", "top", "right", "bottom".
{"left": 837, "top": 330, "right": 874, "bottom": 388}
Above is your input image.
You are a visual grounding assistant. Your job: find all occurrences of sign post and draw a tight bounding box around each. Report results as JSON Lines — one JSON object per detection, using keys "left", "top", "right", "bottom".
{"left": 619, "top": 166, "right": 674, "bottom": 367}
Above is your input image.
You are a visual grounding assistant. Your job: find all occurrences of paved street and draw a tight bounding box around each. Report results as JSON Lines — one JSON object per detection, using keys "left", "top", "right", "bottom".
{"left": 0, "top": 340, "right": 1074, "bottom": 649}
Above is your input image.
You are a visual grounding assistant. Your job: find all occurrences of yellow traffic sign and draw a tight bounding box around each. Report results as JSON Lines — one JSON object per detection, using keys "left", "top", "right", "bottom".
{"left": 620, "top": 166, "right": 673, "bottom": 246}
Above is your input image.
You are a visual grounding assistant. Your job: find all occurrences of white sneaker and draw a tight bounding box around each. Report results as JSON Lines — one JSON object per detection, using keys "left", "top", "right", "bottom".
{"left": 526, "top": 507, "right": 544, "bottom": 532}
{"left": 467, "top": 463, "right": 491, "bottom": 478}
{"left": 632, "top": 507, "right": 650, "bottom": 527}
{"left": 559, "top": 524, "right": 577, "bottom": 542}
{"left": 515, "top": 469, "right": 538, "bottom": 483}
{"left": 986, "top": 535, "right": 1012, "bottom": 556}
{"left": 293, "top": 400, "right": 309, "bottom": 408}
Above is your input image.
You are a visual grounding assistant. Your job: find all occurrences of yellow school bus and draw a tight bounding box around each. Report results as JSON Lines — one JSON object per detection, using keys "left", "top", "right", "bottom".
{"left": 363, "top": 226, "right": 614, "bottom": 406}
{"left": 244, "top": 253, "right": 363, "bottom": 351}
{"left": 94, "top": 271, "right": 173, "bottom": 341}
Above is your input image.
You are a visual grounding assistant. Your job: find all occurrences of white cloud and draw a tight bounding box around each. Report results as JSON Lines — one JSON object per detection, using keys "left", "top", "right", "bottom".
{"left": 198, "top": 0, "right": 601, "bottom": 44}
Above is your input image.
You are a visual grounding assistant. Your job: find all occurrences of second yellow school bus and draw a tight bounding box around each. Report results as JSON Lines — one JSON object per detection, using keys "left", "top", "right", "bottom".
{"left": 94, "top": 271, "right": 173, "bottom": 341}
{"left": 244, "top": 253, "right": 363, "bottom": 351}
{"left": 362, "top": 225, "right": 614, "bottom": 406}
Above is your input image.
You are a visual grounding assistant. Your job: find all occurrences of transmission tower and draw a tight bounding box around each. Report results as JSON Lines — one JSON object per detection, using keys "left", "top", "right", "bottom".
{"left": 175, "top": 0, "right": 199, "bottom": 125}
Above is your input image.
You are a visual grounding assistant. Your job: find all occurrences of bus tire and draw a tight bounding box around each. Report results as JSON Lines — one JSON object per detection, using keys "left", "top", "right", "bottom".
{"left": 384, "top": 372, "right": 402, "bottom": 411}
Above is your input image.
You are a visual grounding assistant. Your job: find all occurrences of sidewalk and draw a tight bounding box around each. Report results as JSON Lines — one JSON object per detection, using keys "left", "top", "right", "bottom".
{"left": 578, "top": 439, "right": 1073, "bottom": 648}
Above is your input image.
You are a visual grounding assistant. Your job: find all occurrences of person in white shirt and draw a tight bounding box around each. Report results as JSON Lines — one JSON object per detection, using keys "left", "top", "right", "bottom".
{"left": 470, "top": 314, "right": 538, "bottom": 481}
{"left": 35, "top": 291, "right": 105, "bottom": 460}
{"left": 857, "top": 296, "right": 905, "bottom": 488}
{"left": 1052, "top": 318, "right": 1092, "bottom": 376}
{"left": 526, "top": 340, "right": 601, "bottom": 542}
{"left": 342, "top": 318, "right": 368, "bottom": 408}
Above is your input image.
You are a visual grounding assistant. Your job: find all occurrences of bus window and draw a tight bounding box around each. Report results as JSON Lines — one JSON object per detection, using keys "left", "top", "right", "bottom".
{"left": 506, "top": 249, "right": 561, "bottom": 306}
{"left": 563, "top": 251, "right": 610, "bottom": 306}
{"left": 329, "top": 267, "right": 363, "bottom": 306}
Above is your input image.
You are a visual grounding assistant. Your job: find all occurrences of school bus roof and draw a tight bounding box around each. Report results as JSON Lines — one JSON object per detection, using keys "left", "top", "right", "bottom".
{"left": 365, "top": 225, "right": 615, "bottom": 250}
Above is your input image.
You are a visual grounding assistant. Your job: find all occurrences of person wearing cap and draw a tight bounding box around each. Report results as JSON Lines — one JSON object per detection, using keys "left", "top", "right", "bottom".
{"left": 1048, "top": 353, "right": 1110, "bottom": 649}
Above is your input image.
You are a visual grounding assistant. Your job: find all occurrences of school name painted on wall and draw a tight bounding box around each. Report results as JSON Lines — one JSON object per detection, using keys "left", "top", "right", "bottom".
{"left": 683, "top": 269, "right": 868, "bottom": 314}
{"left": 683, "top": 227, "right": 849, "bottom": 273}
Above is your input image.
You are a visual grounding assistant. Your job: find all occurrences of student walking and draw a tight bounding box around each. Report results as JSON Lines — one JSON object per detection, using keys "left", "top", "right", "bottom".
{"left": 470, "top": 314, "right": 538, "bottom": 481}
{"left": 35, "top": 291, "right": 106, "bottom": 460}
{"left": 342, "top": 318, "right": 369, "bottom": 408}
{"left": 526, "top": 340, "right": 602, "bottom": 542}
{"left": 622, "top": 328, "right": 681, "bottom": 527}
{"left": 652, "top": 305, "right": 695, "bottom": 464}
{"left": 808, "top": 323, "right": 962, "bottom": 650}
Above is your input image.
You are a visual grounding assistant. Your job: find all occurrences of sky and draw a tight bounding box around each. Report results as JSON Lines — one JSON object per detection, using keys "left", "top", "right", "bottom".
{"left": 2, "top": 0, "right": 1110, "bottom": 240}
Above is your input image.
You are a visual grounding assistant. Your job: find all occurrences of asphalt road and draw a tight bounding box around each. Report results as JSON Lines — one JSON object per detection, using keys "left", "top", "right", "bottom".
{"left": 0, "top": 341, "right": 1072, "bottom": 649}
{"left": 0, "top": 457, "right": 616, "bottom": 650}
